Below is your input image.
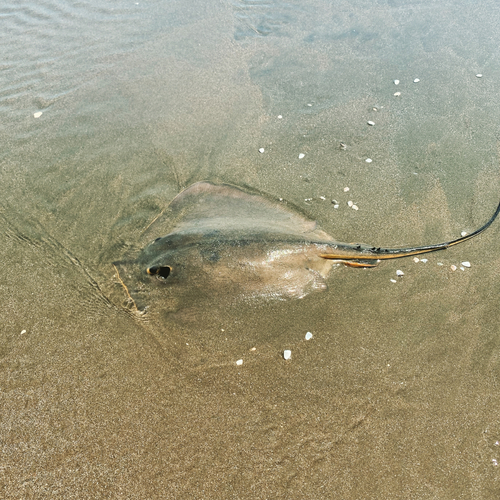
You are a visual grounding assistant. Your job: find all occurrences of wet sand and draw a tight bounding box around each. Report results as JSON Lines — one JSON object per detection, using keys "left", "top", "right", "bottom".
{"left": 2, "top": 0, "right": 500, "bottom": 497}
{"left": 2, "top": 195, "right": 500, "bottom": 498}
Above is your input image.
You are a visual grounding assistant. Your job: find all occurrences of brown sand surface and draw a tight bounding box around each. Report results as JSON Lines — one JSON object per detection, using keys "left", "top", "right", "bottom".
{"left": 2, "top": 0, "right": 500, "bottom": 497}
{"left": 2, "top": 168, "right": 500, "bottom": 498}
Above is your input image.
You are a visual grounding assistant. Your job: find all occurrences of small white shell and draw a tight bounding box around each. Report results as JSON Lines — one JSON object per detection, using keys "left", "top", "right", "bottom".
{"left": 450, "top": 265, "right": 457, "bottom": 271}
{"left": 278, "top": 115, "right": 283, "bottom": 119}
{"left": 343, "top": 187, "right": 350, "bottom": 192}
{"left": 476, "top": 74, "right": 483, "bottom": 78}
{"left": 305, "top": 332, "right": 313, "bottom": 340}
{"left": 236, "top": 359, "right": 243, "bottom": 366}
{"left": 394, "top": 92, "right": 401, "bottom": 96}
{"left": 413, "top": 257, "right": 419, "bottom": 263}
{"left": 365, "top": 158, "right": 372, "bottom": 163}
{"left": 394, "top": 79, "right": 400, "bottom": 85}
{"left": 367, "top": 120, "right": 375, "bottom": 126}
{"left": 21, "top": 330, "right": 26, "bottom": 334}
{"left": 420, "top": 258, "right": 428, "bottom": 263}
{"left": 390, "top": 279, "right": 397, "bottom": 283}
{"left": 259, "top": 148, "right": 265, "bottom": 153}
{"left": 298, "top": 153, "right": 305, "bottom": 159}
{"left": 396, "top": 270, "right": 404, "bottom": 276}
{"left": 33, "top": 111, "right": 43, "bottom": 118}
{"left": 348, "top": 200, "right": 353, "bottom": 207}
{"left": 352, "top": 204, "right": 359, "bottom": 210}
{"left": 461, "top": 261, "right": 471, "bottom": 268}
{"left": 461, "top": 231, "right": 467, "bottom": 237}
{"left": 283, "top": 350, "right": 292, "bottom": 360}
{"left": 413, "top": 78, "right": 420, "bottom": 83}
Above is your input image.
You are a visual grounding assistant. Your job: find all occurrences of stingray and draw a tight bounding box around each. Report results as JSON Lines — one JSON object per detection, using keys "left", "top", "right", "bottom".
{"left": 114, "top": 181, "right": 500, "bottom": 312}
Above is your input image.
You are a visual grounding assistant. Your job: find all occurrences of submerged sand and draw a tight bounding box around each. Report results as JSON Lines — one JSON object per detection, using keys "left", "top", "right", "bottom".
{"left": 2, "top": 0, "right": 500, "bottom": 497}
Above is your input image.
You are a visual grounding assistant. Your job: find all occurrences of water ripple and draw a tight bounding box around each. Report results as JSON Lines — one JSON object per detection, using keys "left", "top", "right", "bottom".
{"left": 0, "top": 0, "right": 149, "bottom": 119}
{"left": 232, "top": 0, "right": 308, "bottom": 40}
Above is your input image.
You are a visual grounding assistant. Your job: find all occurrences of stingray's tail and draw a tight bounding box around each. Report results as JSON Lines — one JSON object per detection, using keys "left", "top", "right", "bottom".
{"left": 321, "top": 199, "right": 500, "bottom": 262}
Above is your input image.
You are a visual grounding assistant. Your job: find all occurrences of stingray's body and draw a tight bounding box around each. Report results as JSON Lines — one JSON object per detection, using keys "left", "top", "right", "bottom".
{"left": 114, "top": 181, "right": 500, "bottom": 311}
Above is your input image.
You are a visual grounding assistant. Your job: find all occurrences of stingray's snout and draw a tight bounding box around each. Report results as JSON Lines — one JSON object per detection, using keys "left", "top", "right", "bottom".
{"left": 147, "top": 265, "right": 172, "bottom": 279}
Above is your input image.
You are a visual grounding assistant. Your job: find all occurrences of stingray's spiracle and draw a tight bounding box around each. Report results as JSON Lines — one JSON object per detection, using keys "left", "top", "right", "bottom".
{"left": 147, "top": 265, "right": 172, "bottom": 279}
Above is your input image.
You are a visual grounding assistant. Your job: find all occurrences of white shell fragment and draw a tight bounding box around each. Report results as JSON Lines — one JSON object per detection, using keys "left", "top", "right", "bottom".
{"left": 365, "top": 158, "right": 372, "bottom": 163}
{"left": 394, "top": 92, "right": 401, "bottom": 96}
{"left": 319, "top": 196, "right": 326, "bottom": 200}
{"left": 333, "top": 203, "right": 339, "bottom": 209}
{"left": 413, "top": 257, "right": 419, "bottom": 263}
{"left": 394, "top": 79, "right": 400, "bottom": 85}
{"left": 21, "top": 330, "right": 26, "bottom": 334}
{"left": 461, "top": 231, "right": 467, "bottom": 237}
{"left": 413, "top": 78, "right": 420, "bottom": 83}
{"left": 347, "top": 200, "right": 353, "bottom": 207}
{"left": 461, "top": 261, "right": 471, "bottom": 268}
{"left": 450, "top": 265, "right": 457, "bottom": 271}
{"left": 236, "top": 359, "right": 243, "bottom": 366}
{"left": 305, "top": 332, "right": 313, "bottom": 340}
{"left": 259, "top": 148, "right": 265, "bottom": 153}
{"left": 298, "top": 153, "right": 305, "bottom": 159}
{"left": 352, "top": 204, "right": 359, "bottom": 211}
{"left": 343, "top": 187, "right": 350, "bottom": 192}
{"left": 390, "top": 279, "right": 397, "bottom": 283}
{"left": 476, "top": 74, "right": 483, "bottom": 78}
{"left": 33, "top": 111, "right": 43, "bottom": 118}
{"left": 437, "top": 262, "right": 443, "bottom": 266}
{"left": 278, "top": 115, "right": 283, "bottom": 119}
{"left": 283, "top": 350, "right": 292, "bottom": 360}
{"left": 420, "top": 258, "right": 428, "bottom": 263}
{"left": 367, "top": 120, "right": 375, "bottom": 126}
{"left": 396, "top": 270, "right": 404, "bottom": 276}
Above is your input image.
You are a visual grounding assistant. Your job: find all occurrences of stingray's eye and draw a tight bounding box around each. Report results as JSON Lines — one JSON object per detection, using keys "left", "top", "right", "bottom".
{"left": 153, "top": 237, "right": 162, "bottom": 243}
{"left": 147, "top": 265, "right": 172, "bottom": 279}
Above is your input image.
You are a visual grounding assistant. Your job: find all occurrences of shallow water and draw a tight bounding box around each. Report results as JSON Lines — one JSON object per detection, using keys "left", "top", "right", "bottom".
{"left": 2, "top": 0, "right": 500, "bottom": 497}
